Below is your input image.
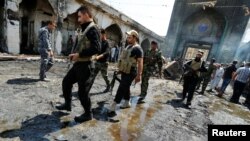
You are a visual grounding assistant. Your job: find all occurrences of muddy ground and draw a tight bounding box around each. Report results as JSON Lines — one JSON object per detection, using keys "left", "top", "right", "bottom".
{"left": 0, "top": 60, "right": 250, "bottom": 141}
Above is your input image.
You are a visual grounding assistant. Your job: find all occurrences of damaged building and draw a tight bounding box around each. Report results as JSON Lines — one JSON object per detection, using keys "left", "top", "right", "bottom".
{"left": 165, "top": 0, "right": 250, "bottom": 63}
{"left": 0, "top": 0, "right": 164, "bottom": 55}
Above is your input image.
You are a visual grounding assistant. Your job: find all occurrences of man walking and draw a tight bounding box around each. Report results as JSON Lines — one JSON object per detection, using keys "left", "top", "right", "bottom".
{"left": 108, "top": 30, "right": 143, "bottom": 117}
{"left": 137, "top": 41, "right": 162, "bottom": 103}
{"left": 93, "top": 29, "right": 111, "bottom": 93}
{"left": 38, "top": 21, "right": 56, "bottom": 81}
{"left": 230, "top": 62, "right": 250, "bottom": 104}
{"left": 217, "top": 60, "right": 238, "bottom": 97}
{"left": 56, "top": 6, "right": 101, "bottom": 123}
{"left": 180, "top": 51, "right": 207, "bottom": 107}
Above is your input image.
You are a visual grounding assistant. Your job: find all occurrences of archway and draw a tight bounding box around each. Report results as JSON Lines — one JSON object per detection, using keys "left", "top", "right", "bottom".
{"left": 19, "top": 0, "right": 55, "bottom": 54}
{"left": 175, "top": 9, "right": 226, "bottom": 60}
{"left": 105, "top": 24, "right": 123, "bottom": 62}
{"left": 141, "top": 38, "right": 150, "bottom": 52}
{"left": 19, "top": 0, "right": 38, "bottom": 54}
{"left": 105, "top": 24, "right": 122, "bottom": 47}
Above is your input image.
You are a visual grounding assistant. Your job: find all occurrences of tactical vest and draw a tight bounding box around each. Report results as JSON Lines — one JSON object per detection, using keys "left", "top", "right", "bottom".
{"left": 190, "top": 60, "right": 202, "bottom": 76}
{"left": 118, "top": 45, "right": 138, "bottom": 74}
{"left": 74, "top": 22, "right": 96, "bottom": 62}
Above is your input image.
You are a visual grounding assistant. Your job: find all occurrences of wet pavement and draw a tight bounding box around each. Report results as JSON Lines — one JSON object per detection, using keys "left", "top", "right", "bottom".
{"left": 0, "top": 60, "right": 250, "bottom": 141}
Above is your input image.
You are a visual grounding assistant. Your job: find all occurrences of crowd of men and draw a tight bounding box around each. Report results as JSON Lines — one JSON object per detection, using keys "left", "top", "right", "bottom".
{"left": 37, "top": 5, "right": 250, "bottom": 123}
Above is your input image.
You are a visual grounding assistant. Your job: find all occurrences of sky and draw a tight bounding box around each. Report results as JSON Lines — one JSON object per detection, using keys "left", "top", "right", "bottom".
{"left": 101, "top": 0, "right": 175, "bottom": 36}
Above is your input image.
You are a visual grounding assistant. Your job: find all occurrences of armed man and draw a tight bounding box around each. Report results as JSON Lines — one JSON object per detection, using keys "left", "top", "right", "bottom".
{"left": 137, "top": 41, "right": 163, "bottom": 103}
{"left": 38, "top": 21, "right": 56, "bottom": 81}
{"left": 107, "top": 30, "right": 143, "bottom": 117}
{"left": 56, "top": 6, "right": 101, "bottom": 123}
{"left": 92, "top": 29, "right": 111, "bottom": 93}
{"left": 180, "top": 51, "right": 207, "bottom": 107}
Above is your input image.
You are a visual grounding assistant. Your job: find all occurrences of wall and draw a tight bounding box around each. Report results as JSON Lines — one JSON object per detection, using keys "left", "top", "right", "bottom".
{"left": 165, "top": 0, "right": 250, "bottom": 63}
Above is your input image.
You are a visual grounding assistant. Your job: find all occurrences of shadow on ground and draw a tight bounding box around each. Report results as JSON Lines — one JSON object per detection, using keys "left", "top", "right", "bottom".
{"left": 6, "top": 78, "right": 39, "bottom": 85}
{"left": 0, "top": 111, "right": 83, "bottom": 141}
{"left": 92, "top": 101, "right": 120, "bottom": 123}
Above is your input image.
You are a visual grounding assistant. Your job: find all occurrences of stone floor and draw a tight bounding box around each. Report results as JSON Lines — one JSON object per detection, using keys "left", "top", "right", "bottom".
{"left": 0, "top": 60, "right": 249, "bottom": 141}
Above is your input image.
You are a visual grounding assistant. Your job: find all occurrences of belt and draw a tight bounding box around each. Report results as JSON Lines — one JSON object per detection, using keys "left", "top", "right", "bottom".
{"left": 77, "top": 57, "right": 92, "bottom": 62}
{"left": 77, "top": 55, "right": 97, "bottom": 62}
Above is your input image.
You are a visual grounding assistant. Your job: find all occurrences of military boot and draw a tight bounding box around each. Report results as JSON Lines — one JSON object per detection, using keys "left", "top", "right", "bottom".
{"left": 56, "top": 101, "right": 71, "bottom": 111}
{"left": 74, "top": 112, "right": 93, "bottom": 123}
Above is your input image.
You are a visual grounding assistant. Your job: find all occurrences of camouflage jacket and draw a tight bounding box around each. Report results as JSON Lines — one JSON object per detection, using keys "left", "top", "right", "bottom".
{"left": 143, "top": 49, "right": 163, "bottom": 70}
{"left": 38, "top": 26, "right": 52, "bottom": 51}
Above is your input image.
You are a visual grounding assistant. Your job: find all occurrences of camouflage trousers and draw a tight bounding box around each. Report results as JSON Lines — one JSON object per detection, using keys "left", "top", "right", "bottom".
{"left": 39, "top": 48, "right": 54, "bottom": 79}
{"left": 93, "top": 62, "right": 110, "bottom": 86}
{"left": 140, "top": 66, "right": 153, "bottom": 98}
{"left": 201, "top": 76, "right": 211, "bottom": 92}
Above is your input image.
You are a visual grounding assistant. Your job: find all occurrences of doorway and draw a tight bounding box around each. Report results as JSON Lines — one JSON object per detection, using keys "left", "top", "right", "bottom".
{"left": 184, "top": 44, "right": 211, "bottom": 61}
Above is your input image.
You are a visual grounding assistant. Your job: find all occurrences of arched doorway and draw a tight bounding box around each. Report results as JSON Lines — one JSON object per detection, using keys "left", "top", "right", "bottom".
{"left": 61, "top": 12, "right": 78, "bottom": 56}
{"left": 19, "top": 0, "right": 55, "bottom": 54}
{"left": 141, "top": 38, "right": 150, "bottom": 52}
{"left": 19, "top": 0, "right": 38, "bottom": 54}
{"left": 105, "top": 24, "right": 122, "bottom": 47}
{"left": 176, "top": 9, "right": 226, "bottom": 61}
{"left": 105, "top": 24, "right": 122, "bottom": 62}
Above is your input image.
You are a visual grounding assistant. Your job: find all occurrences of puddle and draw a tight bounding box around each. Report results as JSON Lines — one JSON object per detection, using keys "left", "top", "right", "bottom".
{"left": 109, "top": 103, "right": 162, "bottom": 141}
{"left": 153, "top": 94, "right": 175, "bottom": 103}
{"left": 210, "top": 100, "right": 250, "bottom": 121}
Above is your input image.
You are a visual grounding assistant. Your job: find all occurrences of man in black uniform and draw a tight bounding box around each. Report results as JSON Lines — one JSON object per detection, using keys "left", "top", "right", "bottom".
{"left": 180, "top": 51, "right": 207, "bottom": 107}
{"left": 56, "top": 6, "right": 101, "bottom": 123}
{"left": 108, "top": 30, "right": 143, "bottom": 117}
{"left": 93, "top": 29, "right": 110, "bottom": 93}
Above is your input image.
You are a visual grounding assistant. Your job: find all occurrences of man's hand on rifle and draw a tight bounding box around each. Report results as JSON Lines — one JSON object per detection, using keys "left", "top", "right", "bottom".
{"left": 69, "top": 53, "right": 79, "bottom": 61}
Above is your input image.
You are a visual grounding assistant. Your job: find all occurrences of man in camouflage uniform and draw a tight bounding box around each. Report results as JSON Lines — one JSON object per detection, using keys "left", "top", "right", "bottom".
{"left": 38, "top": 21, "right": 56, "bottom": 81}
{"left": 137, "top": 41, "right": 163, "bottom": 103}
{"left": 93, "top": 29, "right": 110, "bottom": 93}
{"left": 199, "top": 58, "right": 216, "bottom": 95}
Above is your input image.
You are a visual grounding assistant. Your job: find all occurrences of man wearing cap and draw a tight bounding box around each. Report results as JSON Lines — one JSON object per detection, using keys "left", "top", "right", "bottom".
{"left": 198, "top": 58, "right": 216, "bottom": 95}
{"left": 137, "top": 41, "right": 163, "bottom": 103}
{"left": 179, "top": 51, "right": 207, "bottom": 107}
{"left": 217, "top": 60, "right": 238, "bottom": 97}
{"left": 108, "top": 30, "right": 143, "bottom": 117}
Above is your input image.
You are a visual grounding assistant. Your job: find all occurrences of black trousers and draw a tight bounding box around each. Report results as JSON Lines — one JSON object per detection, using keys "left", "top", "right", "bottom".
{"left": 182, "top": 75, "right": 199, "bottom": 103}
{"left": 114, "top": 70, "right": 137, "bottom": 104}
{"left": 230, "top": 80, "right": 246, "bottom": 103}
{"left": 62, "top": 62, "right": 95, "bottom": 114}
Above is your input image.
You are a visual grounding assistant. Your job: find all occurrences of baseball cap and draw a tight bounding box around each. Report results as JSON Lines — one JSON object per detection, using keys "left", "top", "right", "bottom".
{"left": 126, "top": 30, "right": 139, "bottom": 39}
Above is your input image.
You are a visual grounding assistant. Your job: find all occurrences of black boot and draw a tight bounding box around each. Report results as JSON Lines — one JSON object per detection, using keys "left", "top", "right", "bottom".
{"left": 137, "top": 97, "right": 145, "bottom": 104}
{"left": 56, "top": 102, "right": 71, "bottom": 111}
{"left": 74, "top": 113, "right": 93, "bottom": 123}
